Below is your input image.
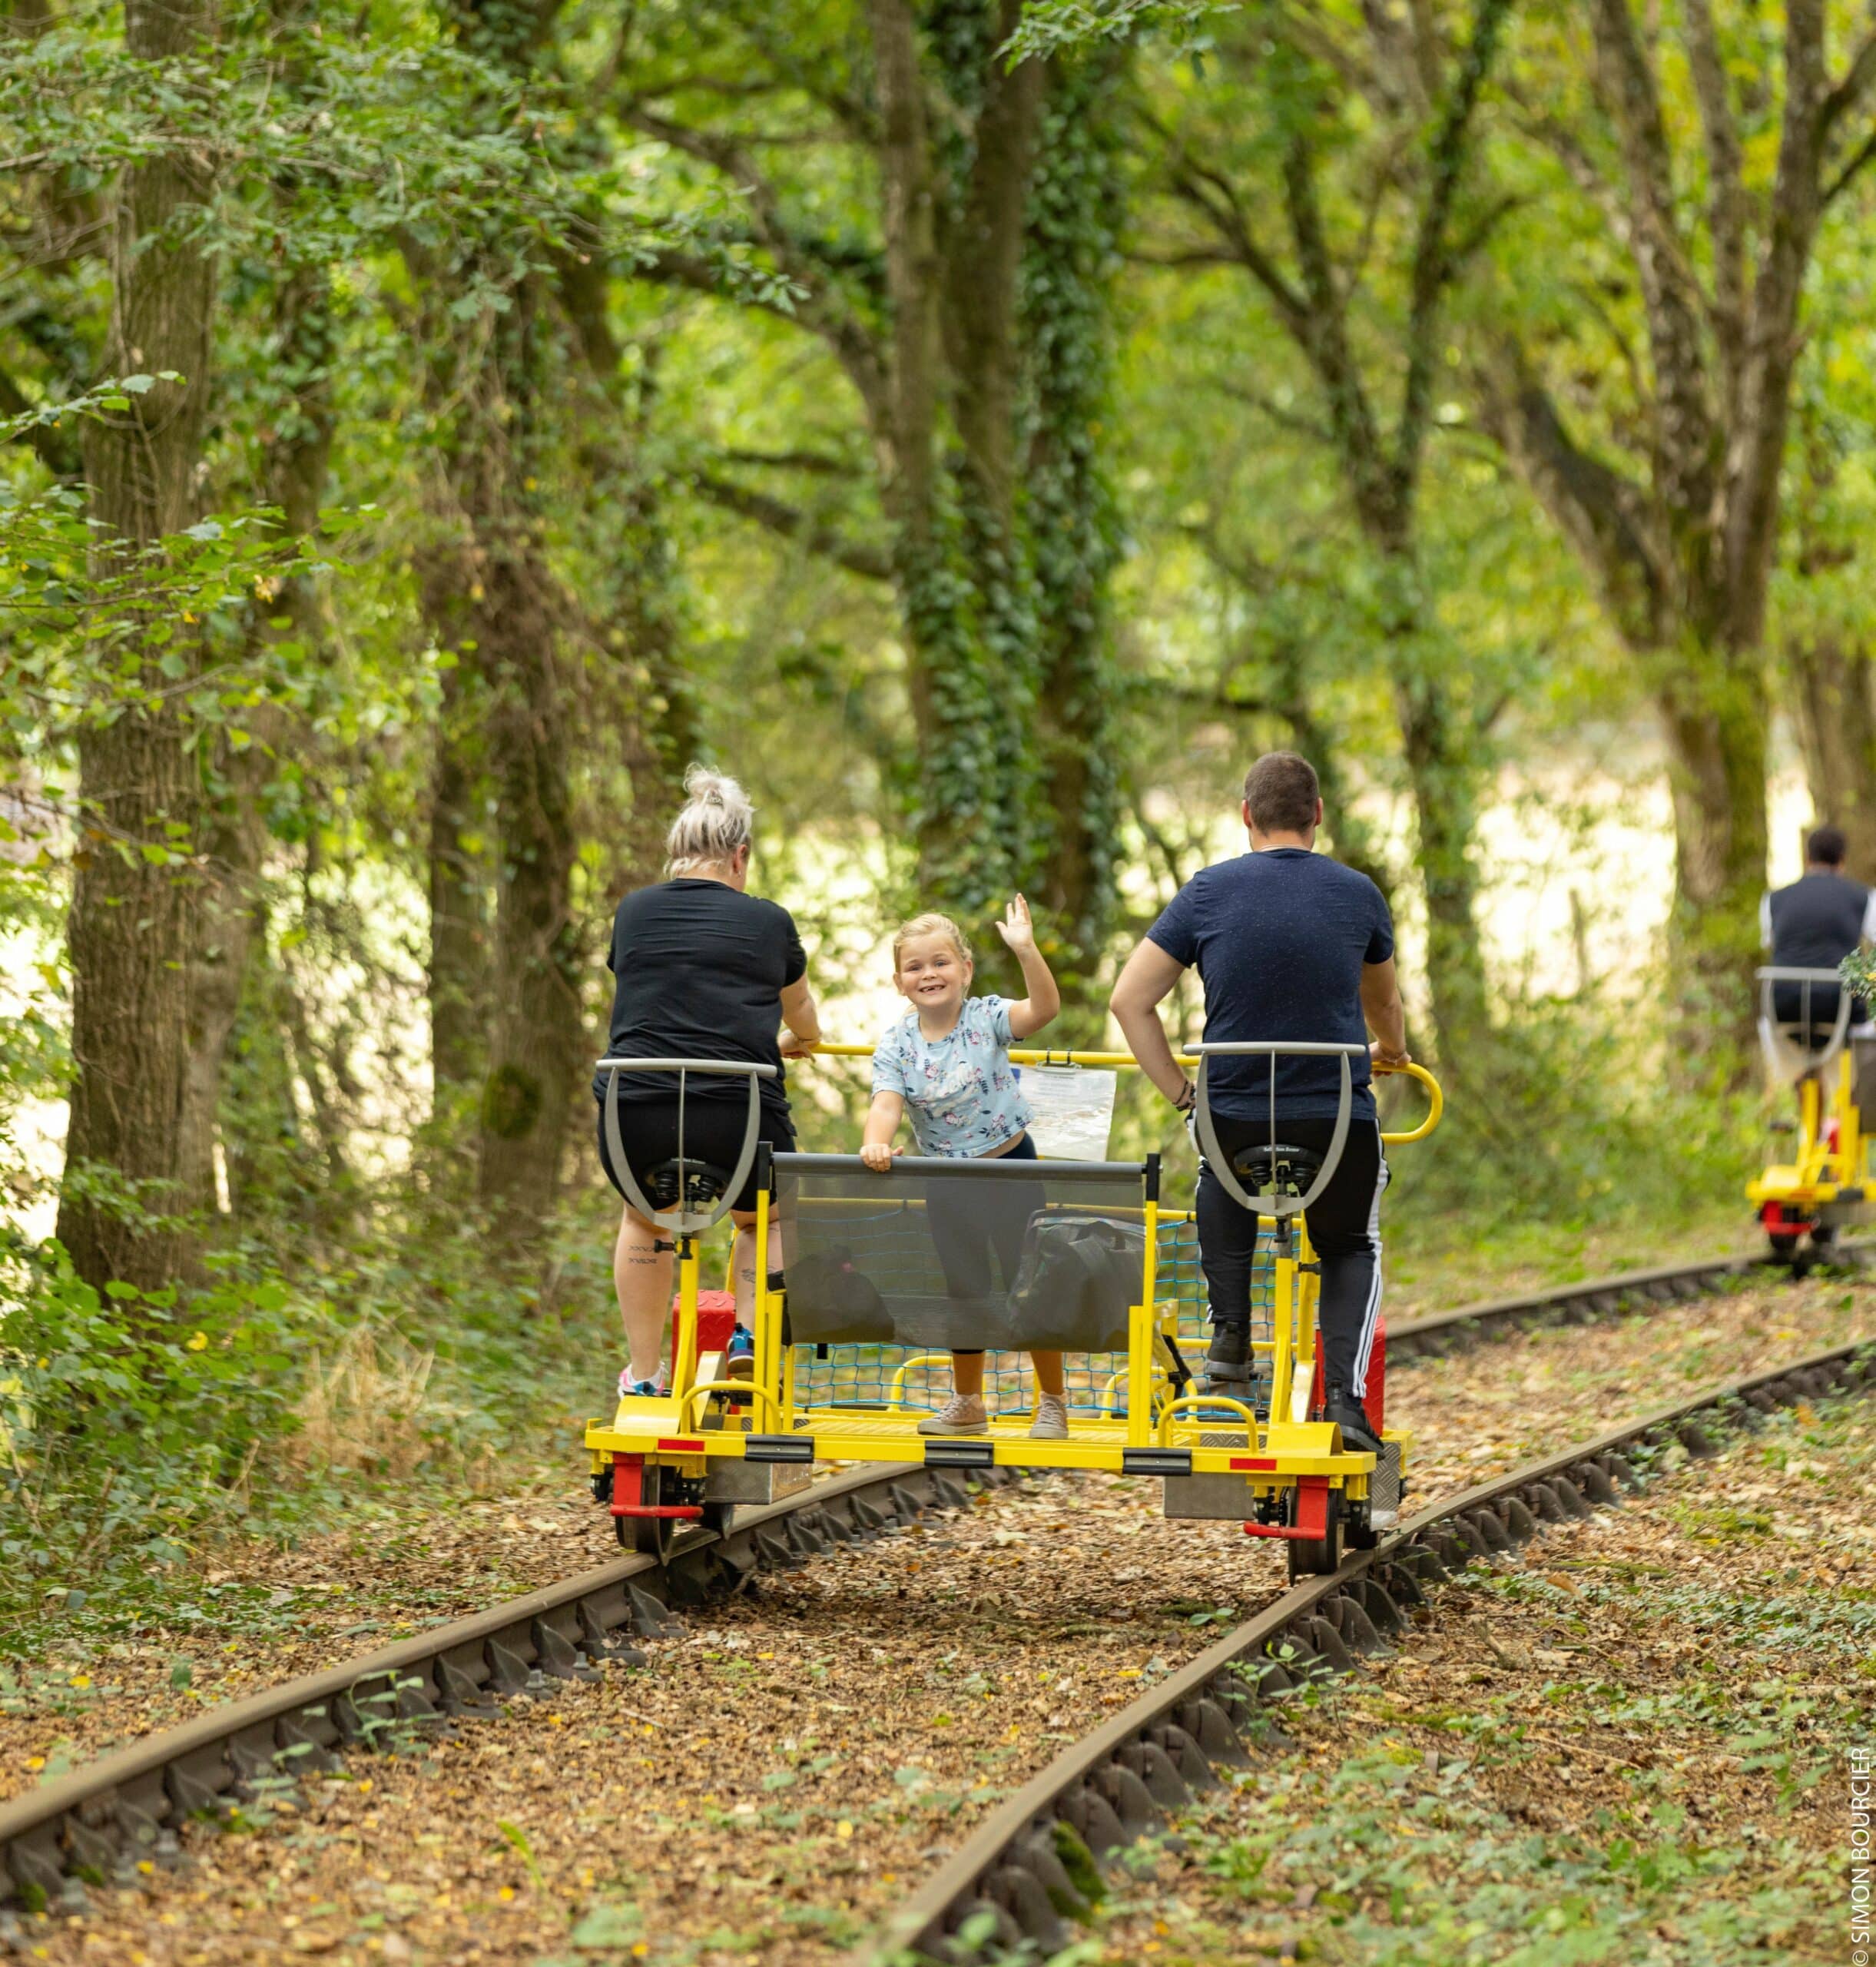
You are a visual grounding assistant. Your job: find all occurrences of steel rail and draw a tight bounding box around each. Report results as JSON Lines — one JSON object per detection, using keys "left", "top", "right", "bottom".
{"left": 860, "top": 1335, "right": 1876, "bottom": 1965}
{"left": 0, "top": 1459, "right": 967, "bottom": 1914}
{"left": 0, "top": 1241, "right": 1857, "bottom": 1919}
{"left": 1386, "top": 1247, "right": 1814, "bottom": 1360}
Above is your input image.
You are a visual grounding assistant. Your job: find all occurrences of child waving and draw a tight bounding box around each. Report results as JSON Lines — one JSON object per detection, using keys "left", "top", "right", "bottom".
{"left": 861, "top": 897, "right": 1068, "bottom": 1439}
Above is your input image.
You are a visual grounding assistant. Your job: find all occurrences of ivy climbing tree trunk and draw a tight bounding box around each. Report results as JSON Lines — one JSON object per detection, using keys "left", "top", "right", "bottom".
{"left": 1023, "top": 51, "right": 1124, "bottom": 996}
{"left": 55, "top": 0, "right": 218, "bottom": 1296}
{"left": 631, "top": 4, "right": 1125, "bottom": 964}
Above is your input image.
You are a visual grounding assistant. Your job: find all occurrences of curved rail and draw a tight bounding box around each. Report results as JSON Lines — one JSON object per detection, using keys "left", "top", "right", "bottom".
{"left": 862, "top": 1333, "right": 1876, "bottom": 1963}
{"left": 0, "top": 1240, "right": 1853, "bottom": 1915}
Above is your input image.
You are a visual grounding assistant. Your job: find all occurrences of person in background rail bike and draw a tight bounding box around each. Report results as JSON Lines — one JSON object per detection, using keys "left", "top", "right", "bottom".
{"left": 859, "top": 900, "right": 1069, "bottom": 1440}
{"left": 1762, "top": 824, "right": 1876, "bottom": 1126}
{"left": 595, "top": 765, "right": 822, "bottom": 1400}
{"left": 1108, "top": 751, "right": 1409, "bottom": 1457}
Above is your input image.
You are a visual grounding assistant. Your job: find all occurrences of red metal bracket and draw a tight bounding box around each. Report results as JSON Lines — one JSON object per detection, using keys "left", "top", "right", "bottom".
{"left": 608, "top": 1451, "right": 703, "bottom": 1522}
{"left": 1759, "top": 1200, "right": 1813, "bottom": 1240}
{"left": 1242, "top": 1474, "right": 1330, "bottom": 1541}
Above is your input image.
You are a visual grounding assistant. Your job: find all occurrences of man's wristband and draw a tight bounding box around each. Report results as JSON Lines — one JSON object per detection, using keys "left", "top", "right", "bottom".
{"left": 1171, "top": 1080, "right": 1196, "bottom": 1113}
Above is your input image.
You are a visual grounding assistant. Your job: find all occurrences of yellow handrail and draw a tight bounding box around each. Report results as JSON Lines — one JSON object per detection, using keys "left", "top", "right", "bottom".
{"left": 1374, "top": 1060, "right": 1443, "bottom": 1145}
{"left": 804, "top": 1043, "right": 1444, "bottom": 1145}
{"left": 674, "top": 1379, "right": 785, "bottom": 1434}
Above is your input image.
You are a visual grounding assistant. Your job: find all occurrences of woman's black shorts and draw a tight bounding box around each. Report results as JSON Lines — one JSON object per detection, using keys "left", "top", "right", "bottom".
{"left": 596, "top": 1095, "right": 795, "bottom": 1216}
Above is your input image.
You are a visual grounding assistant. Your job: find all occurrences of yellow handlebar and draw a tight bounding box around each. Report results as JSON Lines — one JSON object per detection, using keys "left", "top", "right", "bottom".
{"left": 1374, "top": 1060, "right": 1443, "bottom": 1144}
{"left": 803, "top": 1043, "right": 1445, "bottom": 1145}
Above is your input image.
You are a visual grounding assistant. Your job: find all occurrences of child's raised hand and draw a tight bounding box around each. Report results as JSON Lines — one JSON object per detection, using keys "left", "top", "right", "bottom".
{"left": 995, "top": 894, "right": 1037, "bottom": 957}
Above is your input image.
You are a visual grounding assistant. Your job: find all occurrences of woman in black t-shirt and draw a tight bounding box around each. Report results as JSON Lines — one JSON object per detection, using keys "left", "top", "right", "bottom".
{"left": 598, "top": 767, "right": 820, "bottom": 1399}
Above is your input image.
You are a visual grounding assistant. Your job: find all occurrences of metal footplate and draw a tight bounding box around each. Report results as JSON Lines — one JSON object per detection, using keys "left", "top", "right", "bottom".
{"left": 1370, "top": 1438, "right": 1403, "bottom": 1528}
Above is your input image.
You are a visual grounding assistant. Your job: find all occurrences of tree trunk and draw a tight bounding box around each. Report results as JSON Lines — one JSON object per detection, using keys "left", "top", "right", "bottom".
{"left": 55, "top": 0, "right": 217, "bottom": 1297}
{"left": 177, "top": 264, "right": 335, "bottom": 1213}
{"left": 1785, "top": 632, "right": 1876, "bottom": 884}
{"left": 472, "top": 483, "right": 583, "bottom": 1240}
{"left": 423, "top": 589, "right": 491, "bottom": 1119}
{"left": 1394, "top": 667, "right": 1491, "bottom": 1060}
{"left": 1656, "top": 643, "right": 1770, "bottom": 1017}
{"left": 1025, "top": 54, "right": 1122, "bottom": 994}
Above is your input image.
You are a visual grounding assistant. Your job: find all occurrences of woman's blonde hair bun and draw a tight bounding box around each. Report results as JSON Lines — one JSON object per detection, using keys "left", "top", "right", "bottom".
{"left": 665, "top": 764, "right": 754, "bottom": 877}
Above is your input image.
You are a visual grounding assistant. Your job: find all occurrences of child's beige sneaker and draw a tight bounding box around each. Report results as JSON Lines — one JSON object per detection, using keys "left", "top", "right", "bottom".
{"left": 1028, "top": 1395, "right": 1069, "bottom": 1441}
{"left": 916, "top": 1395, "right": 989, "bottom": 1435}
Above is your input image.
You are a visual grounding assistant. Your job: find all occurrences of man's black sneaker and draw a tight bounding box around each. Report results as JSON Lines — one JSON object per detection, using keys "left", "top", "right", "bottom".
{"left": 1324, "top": 1385, "right": 1382, "bottom": 1455}
{"left": 1204, "top": 1323, "right": 1251, "bottom": 1391}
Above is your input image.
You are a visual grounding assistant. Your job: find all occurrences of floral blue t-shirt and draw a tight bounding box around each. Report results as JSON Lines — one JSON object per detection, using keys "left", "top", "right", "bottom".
{"left": 872, "top": 994, "right": 1032, "bottom": 1157}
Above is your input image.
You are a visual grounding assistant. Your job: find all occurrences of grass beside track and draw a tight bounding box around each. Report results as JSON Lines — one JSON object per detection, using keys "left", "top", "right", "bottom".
{"left": 4, "top": 1268, "right": 1871, "bottom": 1963}
{"left": 1073, "top": 1389, "right": 1874, "bottom": 1966}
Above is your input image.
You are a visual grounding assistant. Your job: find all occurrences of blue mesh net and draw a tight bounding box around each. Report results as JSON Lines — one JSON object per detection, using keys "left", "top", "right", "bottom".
{"left": 784, "top": 1208, "right": 1278, "bottom": 1418}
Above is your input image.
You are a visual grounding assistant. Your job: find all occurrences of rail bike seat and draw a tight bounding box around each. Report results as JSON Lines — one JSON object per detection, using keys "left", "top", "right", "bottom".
{"left": 1228, "top": 1142, "right": 1326, "bottom": 1197}
{"left": 595, "top": 1054, "right": 777, "bottom": 1236}
{"left": 1757, "top": 967, "right": 1856, "bottom": 1083}
{"left": 641, "top": 1156, "right": 732, "bottom": 1212}
{"left": 1191, "top": 1040, "right": 1368, "bottom": 1218}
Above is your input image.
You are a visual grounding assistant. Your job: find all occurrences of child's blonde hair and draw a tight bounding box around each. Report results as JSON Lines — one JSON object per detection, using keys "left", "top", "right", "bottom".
{"left": 892, "top": 911, "right": 972, "bottom": 972}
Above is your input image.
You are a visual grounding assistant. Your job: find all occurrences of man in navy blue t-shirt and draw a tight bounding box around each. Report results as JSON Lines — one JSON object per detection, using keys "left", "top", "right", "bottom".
{"left": 1109, "top": 751, "right": 1408, "bottom": 1453}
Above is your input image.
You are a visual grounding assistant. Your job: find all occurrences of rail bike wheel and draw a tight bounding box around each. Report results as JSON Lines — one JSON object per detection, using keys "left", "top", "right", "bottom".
{"left": 615, "top": 1463, "right": 683, "bottom": 1561}
{"left": 1286, "top": 1485, "right": 1341, "bottom": 1581}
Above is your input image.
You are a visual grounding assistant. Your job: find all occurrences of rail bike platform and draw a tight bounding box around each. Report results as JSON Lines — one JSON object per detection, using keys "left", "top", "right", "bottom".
{"left": 585, "top": 1043, "right": 1442, "bottom": 1577}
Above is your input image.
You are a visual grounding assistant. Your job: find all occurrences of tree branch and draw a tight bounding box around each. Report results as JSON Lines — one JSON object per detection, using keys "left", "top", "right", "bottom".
{"left": 0, "top": 363, "right": 81, "bottom": 476}
{"left": 1588, "top": 0, "right": 1719, "bottom": 519}
{"left": 1394, "top": 0, "right": 1513, "bottom": 497}
{"left": 622, "top": 105, "right": 888, "bottom": 424}
{"left": 1279, "top": 124, "right": 1397, "bottom": 541}
{"left": 689, "top": 469, "right": 893, "bottom": 582}
{"left": 1683, "top": 0, "right": 1748, "bottom": 407}
{"left": 1473, "top": 340, "right": 1666, "bottom": 650}
{"left": 1725, "top": 0, "right": 1828, "bottom": 646}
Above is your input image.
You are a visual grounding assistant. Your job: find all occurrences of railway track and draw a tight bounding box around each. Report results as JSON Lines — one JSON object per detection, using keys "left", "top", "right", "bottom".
{"left": 0, "top": 1240, "right": 1858, "bottom": 1934}
{"left": 863, "top": 1334, "right": 1876, "bottom": 1964}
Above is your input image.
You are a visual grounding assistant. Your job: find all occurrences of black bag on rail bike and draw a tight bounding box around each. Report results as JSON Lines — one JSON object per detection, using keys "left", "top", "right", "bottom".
{"left": 783, "top": 1246, "right": 893, "bottom": 1345}
{"left": 1006, "top": 1214, "right": 1145, "bottom": 1352}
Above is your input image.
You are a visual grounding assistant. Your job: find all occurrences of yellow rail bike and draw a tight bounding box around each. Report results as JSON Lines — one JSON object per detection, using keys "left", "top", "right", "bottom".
{"left": 1748, "top": 965, "right": 1876, "bottom": 1265}
{"left": 586, "top": 1044, "right": 1441, "bottom": 1579}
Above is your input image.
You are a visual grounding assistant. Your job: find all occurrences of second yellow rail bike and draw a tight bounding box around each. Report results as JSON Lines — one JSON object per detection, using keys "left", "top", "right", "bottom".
{"left": 586, "top": 1043, "right": 1442, "bottom": 1581}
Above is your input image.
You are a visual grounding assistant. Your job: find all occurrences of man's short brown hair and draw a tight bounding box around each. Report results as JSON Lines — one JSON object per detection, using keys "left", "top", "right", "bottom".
{"left": 1243, "top": 751, "right": 1321, "bottom": 835}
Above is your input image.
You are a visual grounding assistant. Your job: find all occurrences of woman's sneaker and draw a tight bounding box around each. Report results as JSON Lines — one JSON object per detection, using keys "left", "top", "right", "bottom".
{"left": 1028, "top": 1395, "right": 1069, "bottom": 1441}
{"left": 617, "top": 1366, "right": 669, "bottom": 1400}
{"left": 725, "top": 1326, "right": 756, "bottom": 1380}
{"left": 916, "top": 1394, "right": 989, "bottom": 1436}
